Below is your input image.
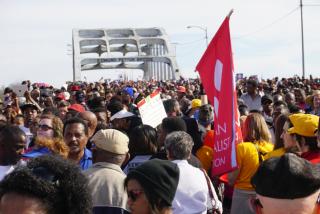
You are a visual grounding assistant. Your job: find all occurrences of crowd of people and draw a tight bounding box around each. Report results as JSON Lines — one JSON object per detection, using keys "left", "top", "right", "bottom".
{"left": 0, "top": 75, "right": 319, "bottom": 214}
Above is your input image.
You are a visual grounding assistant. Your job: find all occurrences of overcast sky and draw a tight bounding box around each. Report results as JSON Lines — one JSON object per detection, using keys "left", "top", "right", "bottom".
{"left": 0, "top": 0, "right": 319, "bottom": 87}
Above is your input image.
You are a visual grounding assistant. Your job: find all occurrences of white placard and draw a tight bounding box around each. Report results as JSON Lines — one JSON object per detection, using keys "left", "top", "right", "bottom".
{"left": 12, "top": 84, "right": 28, "bottom": 97}
{"left": 138, "top": 91, "right": 167, "bottom": 128}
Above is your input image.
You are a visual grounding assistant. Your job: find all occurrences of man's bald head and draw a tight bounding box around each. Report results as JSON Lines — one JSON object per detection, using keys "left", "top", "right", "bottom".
{"left": 285, "top": 92, "right": 295, "bottom": 106}
{"left": 78, "top": 111, "right": 98, "bottom": 138}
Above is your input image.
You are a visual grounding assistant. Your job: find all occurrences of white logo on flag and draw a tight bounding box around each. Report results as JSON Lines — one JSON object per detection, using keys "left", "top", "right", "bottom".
{"left": 214, "top": 60, "right": 223, "bottom": 91}
{"left": 214, "top": 59, "right": 223, "bottom": 117}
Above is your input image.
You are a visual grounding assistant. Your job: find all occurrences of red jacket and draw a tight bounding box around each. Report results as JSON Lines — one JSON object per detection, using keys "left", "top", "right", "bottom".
{"left": 301, "top": 151, "right": 320, "bottom": 164}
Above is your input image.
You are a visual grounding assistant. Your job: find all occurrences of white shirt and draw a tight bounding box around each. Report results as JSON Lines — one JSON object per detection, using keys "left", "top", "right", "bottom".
{"left": 171, "top": 160, "right": 208, "bottom": 214}
{"left": 240, "top": 93, "right": 262, "bottom": 111}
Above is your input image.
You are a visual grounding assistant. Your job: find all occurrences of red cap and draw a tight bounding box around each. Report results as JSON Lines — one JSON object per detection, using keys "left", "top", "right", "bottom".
{"left": 177, "top": 86, "right": 186, "bottom": 93}
{"left": 56, "top": 93, "right": 65, "bottom": 100}
{"left": 68, "top": 104, "right": 85, "bottom": 113}
{"left": 71, "top": 85, "right": 80, "bottom": 91}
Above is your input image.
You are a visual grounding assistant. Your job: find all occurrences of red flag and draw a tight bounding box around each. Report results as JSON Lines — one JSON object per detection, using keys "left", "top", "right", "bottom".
{"left": 196, "top": 16, "right": 242, "bottom": 176}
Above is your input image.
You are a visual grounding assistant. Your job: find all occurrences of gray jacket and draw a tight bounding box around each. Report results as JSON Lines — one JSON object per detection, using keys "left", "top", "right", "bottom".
{"left": 84, "top": 162, "right": 128, "bottom": 211}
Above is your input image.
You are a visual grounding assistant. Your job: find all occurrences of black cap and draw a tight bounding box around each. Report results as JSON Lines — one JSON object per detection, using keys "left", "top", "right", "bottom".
{"left": 246, "top": 79, "right": 258, "bottom": 88}
{"left": 261, "top": 94, "right": 273, "bottom": 105}
{"left": 20, "top": 103, "right": 38, "bottom": 112}
{"left": 126, "top": 159, "right": 179, "bottom": 206}
{"left": 251, "top": 153, "right": 320, "bottom": 199}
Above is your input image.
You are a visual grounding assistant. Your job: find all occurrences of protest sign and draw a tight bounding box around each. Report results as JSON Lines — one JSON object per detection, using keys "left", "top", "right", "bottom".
{"left": 137, "top": 90, "right": 167, "bottom": 128}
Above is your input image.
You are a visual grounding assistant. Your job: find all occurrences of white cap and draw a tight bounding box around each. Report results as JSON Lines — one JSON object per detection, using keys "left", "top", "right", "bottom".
{"left": 110, "top": 109, "right": 135, "bottom": 121}
{"left": 63, "top": 92, "right": 70, "bottom": 100}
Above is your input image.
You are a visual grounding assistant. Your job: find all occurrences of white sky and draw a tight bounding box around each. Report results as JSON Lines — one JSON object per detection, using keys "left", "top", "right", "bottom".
{"left": 0, "top": 0, "right": 319, "bottom": 87}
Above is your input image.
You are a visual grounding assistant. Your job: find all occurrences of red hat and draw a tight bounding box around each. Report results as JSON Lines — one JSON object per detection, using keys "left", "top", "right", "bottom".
{"left": 55, "top": 93, "right": 65, "bottom": 101}
{"left": 68, "top": 104, "right": 85, "bottom": 113}
{"left": 177, "top": 86, "right": 186, "bottom": 93}
{"left": 71, "top": 85, "right": 81, "bottom": 91}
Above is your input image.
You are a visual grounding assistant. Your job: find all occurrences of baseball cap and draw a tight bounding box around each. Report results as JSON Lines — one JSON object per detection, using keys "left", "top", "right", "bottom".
{"left": 123, "top": 87, "right": 134, "bottom": 98}
{"left": 287, "top": 114, "right": 319, "bottom": 137}
{"left": 63, "top": 92, "right": 70, "bottom": 100}
{"left": 55, "top": 93, "right": 65, "bottom": 101}
{"left": 191, "top": 99, "right": 201, "bottom": 109}
{"left": 70, "top": 85, "right": 80, "bottom": 91}
{"left": 251, "top": 153, "right": 320, "bottom": 199}
{"left": 68, "top": 104, "right": 85, "bottom": 113}
{"left": 91, "top": 129, "right": 129, "bottom": 155}
{"left": 176, "top": 86, "right": 186, "bottom": 93}
{"left": 58, "top": 100, "right": 70, "bottom": 108}
{"left": 261, "top": 95, "right": 273, "bottom": 105}
{"left": 110, "top": 110, "right": 134, "bottom": 121}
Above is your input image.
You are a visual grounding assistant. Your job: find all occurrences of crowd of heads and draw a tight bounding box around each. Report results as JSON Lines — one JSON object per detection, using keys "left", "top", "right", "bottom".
{"left": 0, "top": 75, "right": 318, "bottom": 214}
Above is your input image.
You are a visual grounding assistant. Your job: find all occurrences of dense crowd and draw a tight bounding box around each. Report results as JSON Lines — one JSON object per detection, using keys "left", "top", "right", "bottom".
{"left": 0, "top": 75, "right": 319, "bottom": 214}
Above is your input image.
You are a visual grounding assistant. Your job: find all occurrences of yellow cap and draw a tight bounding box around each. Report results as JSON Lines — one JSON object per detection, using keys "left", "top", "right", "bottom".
{"left": 287, "top": 114, "right": 319, "bottom": 137}
{"left": 191, "top": 99, "right": 201, "bottom": 109}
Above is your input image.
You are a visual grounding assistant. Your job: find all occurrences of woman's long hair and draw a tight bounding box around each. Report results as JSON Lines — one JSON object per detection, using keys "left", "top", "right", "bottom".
{"left": 273, "top": 114, "right": 288, "bottom": 150}
{"left": 36, "top": 114, "right": 69, "bottom": 158}
{"left": 128, "top": 125, "right": 158, "bottom": 157}
{"left": 243, "top": 113, "right": 271, "bottom": 143}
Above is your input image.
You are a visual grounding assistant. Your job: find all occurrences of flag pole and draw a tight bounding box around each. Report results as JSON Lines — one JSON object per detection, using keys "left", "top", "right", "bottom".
{"left": 227, "top": 9, "right": 234, "bottom": 18}
{"left": 194, "top": 9, "right": 234, "bottom": 74}
{"left": 299, "top": 0, "right": 305, "bottom": 79}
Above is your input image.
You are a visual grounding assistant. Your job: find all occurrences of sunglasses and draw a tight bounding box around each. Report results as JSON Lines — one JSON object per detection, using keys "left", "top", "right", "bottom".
{"left": 127, "top": 190, "right": 144, "bottom": 202}
{"left": 38, "top": 124, "right": 53, "bottom": 131}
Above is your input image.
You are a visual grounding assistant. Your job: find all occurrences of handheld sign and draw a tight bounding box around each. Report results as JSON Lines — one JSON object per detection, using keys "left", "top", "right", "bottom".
{"left": 12, "top": 84, "right": 28, "bottom": 97}
{"left": 137, "top": 90, "right": 167, "bottom": 128}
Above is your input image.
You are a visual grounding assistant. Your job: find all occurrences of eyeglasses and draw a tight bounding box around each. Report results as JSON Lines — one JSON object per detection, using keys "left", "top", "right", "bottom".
{"left": 38, "top": 124, "right": 53, "bottom": 131}
{"left": 127, "top": 190, "right": 144, "bottom": 202}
